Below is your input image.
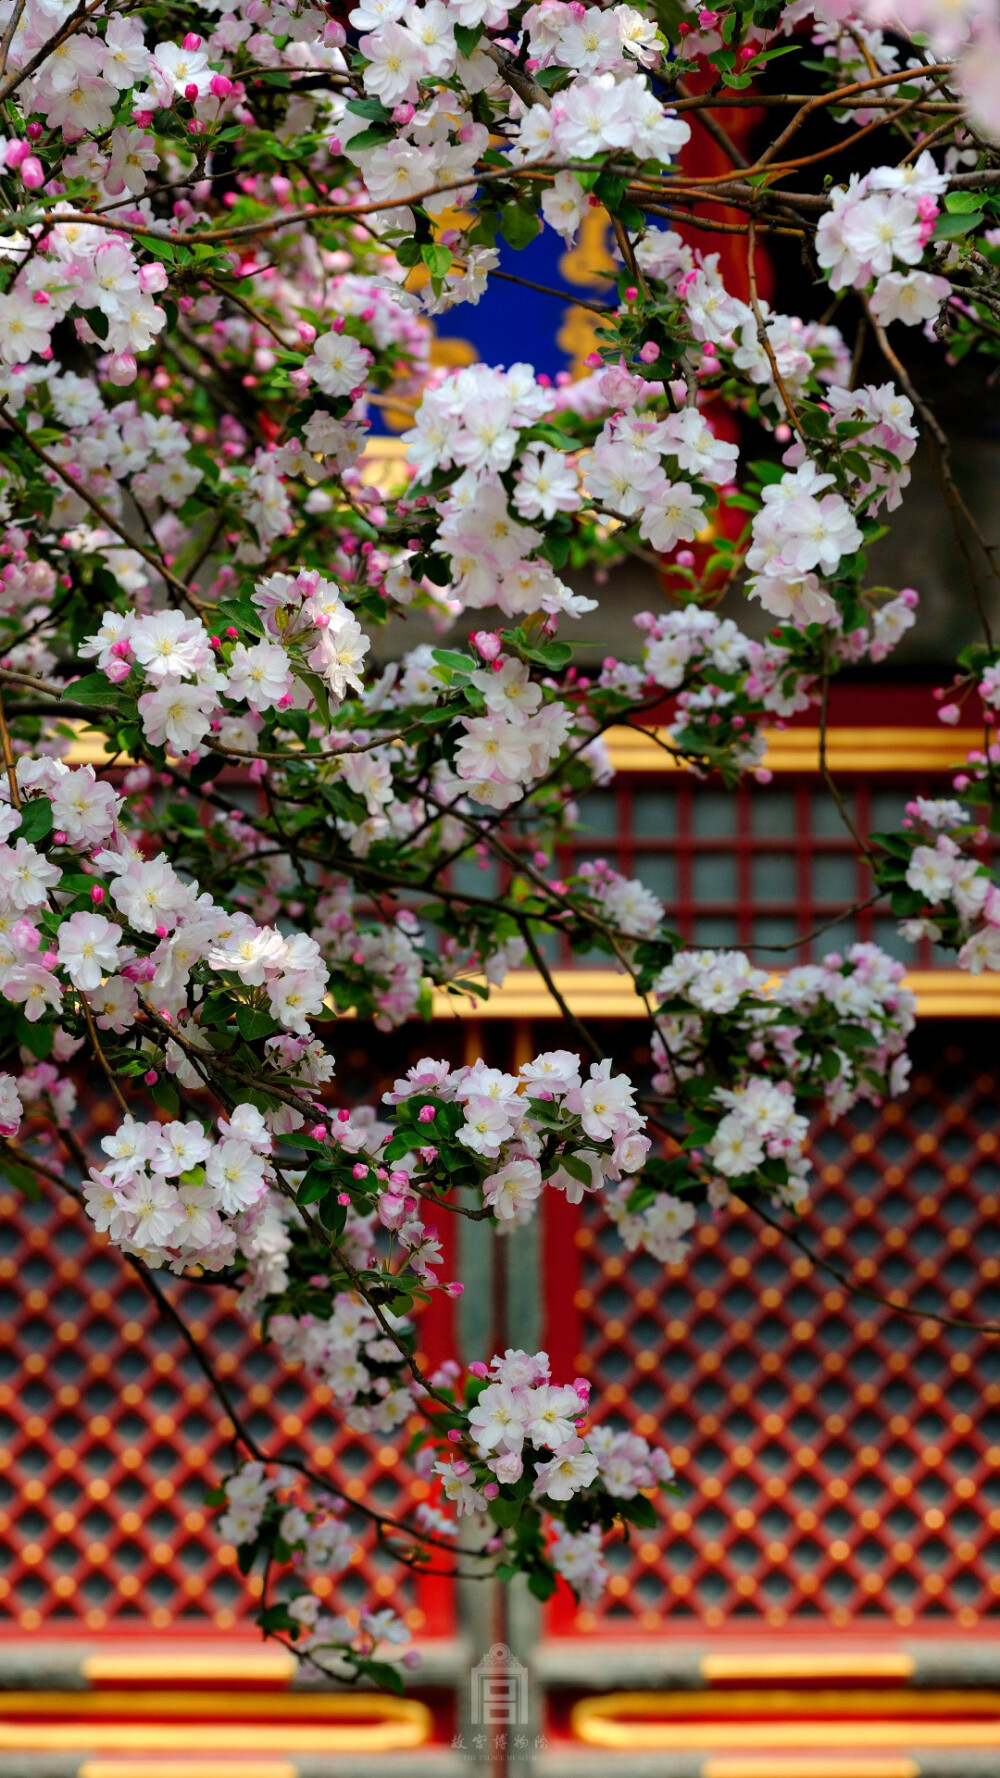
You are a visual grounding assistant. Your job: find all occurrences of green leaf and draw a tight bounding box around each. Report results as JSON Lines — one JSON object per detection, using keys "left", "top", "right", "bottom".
{"left": 346, "top": 97, "right": 392, "bottom": 121}
{"left": 344, "top": 125, "right": 395, "bottom": 153}
{"left": 527, "top": 1568, "right": 557, "bottom": 1601}
{"left": 421, "top": 242, "right": 453, "bottom": 279}
{"left": 17, "top": 797, "right": 52, "bottom": 845}
{"left": 933, "top": 211, "right": 984, "bottom": 240}
{"left": 489, "top": 1496, "right": 523, "bottom": 1528}
{"left": 454, "top": 21, "right": 482, "bottom": 54}
{"left": 945, "top": 189, "right": 988, "bottom": 213}
{"left": 0, "top": 1158, "right": 40, "bottom": 1199}
{"left": 499, "top": 201, "right": 541, "bottom": 251}
{"left": 66, "top": 673, "right": 130, "bottom": 708}
{"left": 150, "top": 1079, "right": 180, "bottom": 1115}
{"left": 297, "top": 1170, "right": 331, "bottom": 1207}
{"left": 363, "top": 1660, "right": 405, "bottom": 1696}
{"left": 431, "top": 648, "right": 473, "bottom": 678}
{"left": 618, "top": 1493, "right": 659, "bottom": 1528}
{"left": 236, "top": 1003, "right": 278, "bottom": 1042}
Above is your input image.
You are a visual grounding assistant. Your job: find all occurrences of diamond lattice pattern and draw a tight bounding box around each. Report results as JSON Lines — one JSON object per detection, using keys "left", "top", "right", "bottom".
{"left": 568, "top": 1031, "right": 1000, "bottom": 1633}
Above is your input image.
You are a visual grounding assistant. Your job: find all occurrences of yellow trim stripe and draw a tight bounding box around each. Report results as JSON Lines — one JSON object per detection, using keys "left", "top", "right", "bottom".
{"left": 702, "top": 1655, "right": 916, "bottom": 1682}
{"left": 429, "top": 968, "right": 1000, "bottom": 1020}
{"left": 565, "top": 1689, "right": 1000, "bottom": 1721}
{"left": 81, "top": 1654, "right": 297, "bottom": 1684}
{"left": 0, "top": 1718, "right": 429, "bottom": 1753}
{"left": 58, "top": 723, "right": 966, "bottom": 775}
{"left": 80, "top": 1767, "right": 298, "bottom": 1778}
{"left": 0, "top": 1691, "right": 422, "bottom": 1724}
{"left": 570, "top": 1703, "right": 1000, "bottom": 1751}
{"left": 703, "top": 1763, "right": 919, "bottom": 1778}
{"left": 603, "top": 725, "right": 969, "bottom": 775}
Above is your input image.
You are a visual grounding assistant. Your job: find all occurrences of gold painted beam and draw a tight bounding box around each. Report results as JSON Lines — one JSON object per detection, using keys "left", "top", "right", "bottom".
{"left": 0, "top": 1691, "right": 426, "bottom": 1725}
{"left": 603, "top": 726, "right": 970, "bottom": 775}
{"left": 430, "top": 968, "right": 1000, "bottom": 1020}
{"left": 565, "top": 1688, "right": 1000, "bottom": 1720}
{"left": 80, "top": 1767, "right": 298, "bottom": 1778}
{"left": 703, "top": 1762, "right": 919, "bottom": 1778}
{"left": 701, "top": 1654, "right": 916, "bottom": 1683}
{"left": 81, "top": 1653, "right": 297, "bottom": 1684}
{"left": 0, "top": 1718, "right": 429, "bottom": 1753}
{"left": 59, "top": 723, "right": 966, "bottom": 775}
{"left": 570, "top": 1691, "right": 1000, "bottom": 1749}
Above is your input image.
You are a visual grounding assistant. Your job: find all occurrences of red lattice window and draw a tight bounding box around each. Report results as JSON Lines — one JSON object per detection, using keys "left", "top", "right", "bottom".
{"left": 0, "top": 1031, "right": 463, "bottom": 1637}
{"left": 448, "top": 775, "right": 983, "bottom": 969}
{"left": 543, "top": 1026, "right": 1000, "bottom": 1634}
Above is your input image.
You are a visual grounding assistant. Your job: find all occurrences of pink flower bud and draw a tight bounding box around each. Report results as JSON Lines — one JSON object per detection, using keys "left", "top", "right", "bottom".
{"left": 447, "top": 1428, "right": 462, "bottom": 1443}
{"left": 90, "top": 885, "right": 105, "bottom": 905}
{"left": 624, "top": 285, "right": 638, "bottom": 302}
{"left": 483, "top": 1481, "right": 499, "bottom": 1498}
{"left": 139, "top": 263, "right": 169, "bottom": 294}
{"left": 417, "top": 1103, "right": 436, "bottom": 1123}
{"left": 938, "top": 702, "right": 961, "bottom": 725}
{"left": 40, "top": 950, "right": 58, "bottom": 969}
{"left": 144, "top": 1069, "right": 158, "bottom": 1085}
{"left": 210, "top": 74, "right": 233, "bottom": 98}
{"left": 638, "top": 340, "right": 660, "bottom": 363}
{"left": 183, "top": 31, "right": 202, "bottom": 48}
{"left": 20, "top": 157, "right": 44, "bottom": 190}
{"left": 471, "top": 630, "right": 502, "bottom": 661}
{"left": 337, "top": 1192, "right": 350, "bottom": 1205}
{"left": 184, "top": 82, "right": 200, "bottom": 101}
{"left": 107, "top": 353, "right": 137, "bottom": 387}
{"left": 310, "top": 1122, "right": 327, "bottom": 1140}
{"left": 444, "top": 1281, "right": 464, "bottom": 1298}
{"left": 297, "top": 321, "right": 316, "bottom": 345}
{"left": 225, "top": 626, "right": 238, "bottom": 640}
{"left": 352, "top": 1162, "right": 368, "bottom": 1179}
{"left": 25, "top": 122, "right": 41, "bottom": 142}
{"left": 585, "top": 351, "right": 603, "bottom": 368}
{"left": 155, "top": 925, "right": 169, "bottom": 939}
{"left": 468, "top": 1361, "right": 489, "bottom": 1378}
{"left": 5, "top": 140, "right": 29, "bottom": 168}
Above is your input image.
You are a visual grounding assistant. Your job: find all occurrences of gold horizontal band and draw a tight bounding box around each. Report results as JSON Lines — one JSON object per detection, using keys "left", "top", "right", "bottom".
{"left": 430, "top": 968, "right": 1000, "bottom": 1020}
{"left": 701, "top": 1655, "right": 916, "bottom": 1683}
{"left": 0, "top": 1690, "right": 421, "bottom": 1724}
{"left": 81, "top": 1654, "right": 297, "bottom": 1683}
{"left": 570, "top": 1692, "right": 1000, "bottom": 1750}
{"left": 567, "top": 1689, "right": 1000, "bottom": 1721}
{"left": 59, "top": 724, "right": 964, "bottom": 777}
{"left": 80, "top": 1766, "right": 298, "bottom": 1778}
{"left": 703, "top": 1762, "right": 919, "bottom": 1778}
{"left": 603, "top": 726, "right": 969, "bottom": 775}
{"left": 0, "top": 1713, "right": 429, "bottom": 1753}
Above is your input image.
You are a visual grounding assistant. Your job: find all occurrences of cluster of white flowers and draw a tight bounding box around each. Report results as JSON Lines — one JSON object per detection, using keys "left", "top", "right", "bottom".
{"left": 581, "top": 397, "right": 737, "bottom": 555}
{"left": 270, "top": 1292, "right": 418, "bottom": 1435}
{"left": 435, "top": 1347, "right": 672, "bottom": 1511}
{"left": 816, "top": 156, "right": 950, "bottom": 323}
{"left": 897, "top": 798, "right": 1000, "bottom": 972}
{"left": 607, "top": 942, "right": 915, "bottom": 1265}
{"left": 386, "top": 1050, "right": 649, "bottom": 1225}
{"left": 217, "top": 1461, "right": 356, "bottom": 1571}
{"left": 82, "top": 1106, "right": 284, "bottom": 1272}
